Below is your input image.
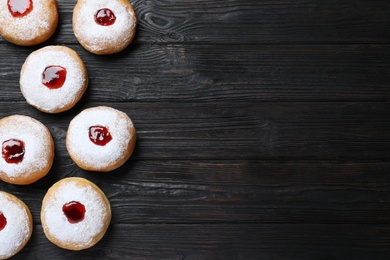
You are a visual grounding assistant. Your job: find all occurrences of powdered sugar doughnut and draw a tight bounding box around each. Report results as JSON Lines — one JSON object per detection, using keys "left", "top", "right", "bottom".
{"left": 0, "top": 0, "right": 58, "bottom": 46}
{"left": 41, "top": 177, "right": 111, "bottom": 251}
{"left": 73, "top": 0, "right": 137, "bottom": 55}
{"left": 20, "top": 46, "right": 88, "bottom": 113}
{"left": 0, "top": 191, "right": 33, "bottom": 259}
{"left": 66, "top": 106, "right": 136, "bottom": 172}
{"left": 0, "top": 115, "right": 54, "bottom": 185}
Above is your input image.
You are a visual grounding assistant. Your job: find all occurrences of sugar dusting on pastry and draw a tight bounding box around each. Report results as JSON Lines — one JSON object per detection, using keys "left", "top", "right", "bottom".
{"left": 20, "top": 46, "right": 88, "bottom": 113}
{"left": 0, "top": 192, "right": 32, "bottom": 259}
{"left": 41, "top": 178, "right": 111, "bottom": 250}
{"left": 43, "top": 180, "right": 106, "bottom": 245}
{"left": 73, "top": 0, "right": 137, "bottom": 54}
{"left": 0, "top": 0, "right": 57, "bottom": 45}
{"left": 66, "top": 106, "right": 135, "bottom": 171}
{"left": 0, "top": 115, "right": 54, "bottom": 184}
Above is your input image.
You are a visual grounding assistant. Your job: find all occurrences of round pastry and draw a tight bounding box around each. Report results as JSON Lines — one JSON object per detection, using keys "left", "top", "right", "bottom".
{"left": 0, "top": 115, "right": 54, "bottom": 185}
{"left": 0, "top": 191, "right": 33, "bottom": 259}
{"left": 0, "top": 0, "right": 58, "bottom": 46}
{"left": 66, "top": 106, "right": 136, "bottom": 172}
{"left": 72, "top": 0, "right": 137, "bottom": 55}
{"left": 20, "top": 45, "right": 88, "bottom": 114}
{"left": 41, "top": 177, "right": 111, "bottom": 251}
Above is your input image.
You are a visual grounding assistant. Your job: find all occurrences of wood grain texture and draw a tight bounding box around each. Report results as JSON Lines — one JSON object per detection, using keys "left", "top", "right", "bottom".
{"left": 0, "top": 0, "right": 389, "bottom": 258}
{"left": 12, "top": 224, "right": 390, "bottom": 260}
{"left": 1, "top": 0, "right": 389, "bottom": 45}
{"left": 0, "top": 44, "right": 389, "bottom": 102}
{"left": 0, "top": 101, "right": 389, "bottom": 160}
{"left": 1, "top": 160, "right": 389, "bottom": 225}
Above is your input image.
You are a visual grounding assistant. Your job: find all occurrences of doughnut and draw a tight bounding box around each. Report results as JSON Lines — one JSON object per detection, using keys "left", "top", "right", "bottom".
{"left": 72, "top": 0, "right": 137, "bottom": 55}
{"left": 0, "top": 0, "right": 58, "bottom": 46}
{"left": 66, "top": 106, "right": 136, "bottom": 172}
{"left": 0, "top": 115, "right": 54, "bottom": 185}
{"left": 0, "top": 191, "right": 33, "bottom": 259}
{"left": 20, "top": 46, "right": 88, "bottom": 114}
{"left": 41, "top": 177, "right": 111, "bottom": 251}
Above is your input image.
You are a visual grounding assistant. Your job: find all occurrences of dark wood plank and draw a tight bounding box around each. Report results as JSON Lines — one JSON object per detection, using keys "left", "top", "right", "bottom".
{"left": 0, "top": 44, "right": 389, "bottom": 102}
{"left": 2, "top": 160, "right": 390, "bottom": 224}
{"left": 12, "top": 224, "right": 390, "bottom": 259}
{"left": 132, "top": 0, "right": 390, "bottom": 44}
{"left": 0, "top": 0, "right": 389, "bottom": 258}
{"left": 0, "top": 101, "right": 388, "bottom": 160}
{"left": 2, "top": 0, "right": 389, "bottom": 45}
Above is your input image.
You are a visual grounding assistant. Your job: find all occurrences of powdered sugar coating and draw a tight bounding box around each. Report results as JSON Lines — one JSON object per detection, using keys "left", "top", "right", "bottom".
{"left": 20, "top": 46, "right": 88, "bottom": 113}
{"left": 41, "top": 178, "right": 110, "bottom": 249}
{"left": 73, "top": 0, "right": 137, "bottom": 54}
{"left": 67, "top": 106, "right": 135, "bottom": 171}
{"left": 0, "top": 115, "right": 54, "bottom": 184}
{"left": 0, "top": 0, "right": 57, "bottom": 45}
{"left": 0, "top": 192, "right": 32, "bottom": 259}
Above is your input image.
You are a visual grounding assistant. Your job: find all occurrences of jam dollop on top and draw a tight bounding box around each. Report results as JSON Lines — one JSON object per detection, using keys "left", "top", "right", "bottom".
{"left": 8, "top": 0, "right": 33, "bottom": 17}
{"left": 62, "top": 201, "right": 86, "bottom": 224}
{"left": 2, "top": 139, "right": 25, "bottom": 164}
{"left": 89, "top": 126, "right": 112, "bottom": 146}
{"left": 42, "top": 66, "right": 67, "bottom": 89}
{"left": 95, "top": 8, "right": 116, "bottom": 26}
{"left": 0, "top": 212, "right": 6, "bottom": 231}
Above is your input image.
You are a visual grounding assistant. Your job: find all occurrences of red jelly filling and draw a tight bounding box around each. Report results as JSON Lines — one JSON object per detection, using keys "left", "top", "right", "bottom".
{"left": 2, "top": 139, "right": 25, "bottom": 164}
{"left": 95, "top": 8, "right": 116, "bottom": 26}
{"left": 42, "top": 66, "right": 67, "bottom": 89}
{"left": 8, "top": 0, "right": 33, "bottom": 17}
{"left": 0, "top": 212, "right": 6, "bottom": 231}
{"left": 89, "top": 126, "right": 112, "bottom": 146}
{"left": 62, "top": 201, "right": 86, "bottom": 224}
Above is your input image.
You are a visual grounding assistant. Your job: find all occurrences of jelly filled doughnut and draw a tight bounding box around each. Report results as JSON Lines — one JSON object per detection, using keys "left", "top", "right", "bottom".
{"left": 66, "top": 106, "right": 136, "bottom": 172}
{"left": 0, "top": 191, "right": 33, "bottom": 259}
{"left": 0, "top": 0, "right": 58, "bottom": 46}
{"left": 0, "top": 115, "right": 54, "bottom": 185}
{"left": 20, "top": 46, "right": 88, "bottom": 113}
{"left": 73, "top": 0, "right": 137, "bottom": 55}
{"left": 41, "top": 177, "right": 111, "bottom": 251}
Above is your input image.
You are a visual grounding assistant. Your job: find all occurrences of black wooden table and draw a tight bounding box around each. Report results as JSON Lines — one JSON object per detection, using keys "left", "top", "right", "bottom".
{"left": 1, "top": 0, "right": 389, "bottom": 259}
